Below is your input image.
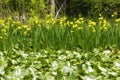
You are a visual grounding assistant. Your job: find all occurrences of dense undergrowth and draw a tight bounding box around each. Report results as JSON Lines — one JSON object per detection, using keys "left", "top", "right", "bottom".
{"left": 0, "top": 13, "right": 120, "bottom": 79}
{"left": 0, "top": 48, "right": 120, "bottom": 80}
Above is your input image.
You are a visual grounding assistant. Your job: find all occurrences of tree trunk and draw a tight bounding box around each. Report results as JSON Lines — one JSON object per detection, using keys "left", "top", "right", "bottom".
{"left": 51, "top": 0, "right": 55, "bottom": 16}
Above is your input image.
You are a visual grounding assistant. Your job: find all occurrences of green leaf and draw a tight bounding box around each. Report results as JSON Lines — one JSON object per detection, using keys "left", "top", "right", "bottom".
{"left": 55, "top": 73, "right": 63, "bottom": 80}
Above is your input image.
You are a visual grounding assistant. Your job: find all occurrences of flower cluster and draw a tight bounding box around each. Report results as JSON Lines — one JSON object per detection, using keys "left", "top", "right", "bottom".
{"left": 98, "top": 16, "right": 111, "bottom": 31}
{"left": 0, "top": 19, "right": 8, "bottom": 39}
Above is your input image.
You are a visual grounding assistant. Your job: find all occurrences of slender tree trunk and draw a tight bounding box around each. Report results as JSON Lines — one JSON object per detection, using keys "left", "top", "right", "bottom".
{"left": 55, "top": 0, "right": 67, "bottom": 18}
{"left": 51, "top": 0, "right": 55, "bottom": 16}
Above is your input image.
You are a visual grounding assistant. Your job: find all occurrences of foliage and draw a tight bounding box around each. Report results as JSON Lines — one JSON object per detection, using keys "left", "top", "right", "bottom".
{"left": 0, "top": 1, "right": 120, "bottom": 79}
{"left": 0, "top": 48, "right": 120, "bottom": 79}
{"left": 0, "top": 0, "right": 120, "bottom": 79}
{"left": 1, "top": 0, "right": 120, "bottom": 18}
{"left": 0, "top": 0, "right": 48, "bottom": 18}
{"left": 65, "top": 0, "right": 120, "bottom": 18}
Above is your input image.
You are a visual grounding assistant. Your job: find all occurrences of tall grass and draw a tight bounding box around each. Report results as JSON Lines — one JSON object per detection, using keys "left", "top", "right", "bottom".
{"left": 0, "top": 15, "right": 120, "bottom": 52}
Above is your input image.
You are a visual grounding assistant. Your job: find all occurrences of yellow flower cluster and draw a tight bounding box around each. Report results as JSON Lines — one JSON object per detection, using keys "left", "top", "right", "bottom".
{"left": 22, "top": 24, "right": 31, "bottom": 35}
{"left": 115, "top": 18, "right": 120, "bottom": 23}
{"left": 0, "top": 13, "right": 120, "bottom": 39}
{"left": 75, "top": 18, "right": 84, "bottom": 24}
{"left": 0, "top": 19, "right": 8, "bottom": 39}
{"left": 28, "top": 16, "right": 42, "bottom": 25}
{"left": 0, "top": 18, "right": 32, "bottom": 37}
{"left": 66, "top": 17, "right": 84, "bottom": 30}
{"left": 59, "top": 17, "right": 67, "bottom": 27}
{"left": 98, "top": 16, "right": 110, "bottom": 31}
{"left": 88, "top": 20, "right": 96, "bottom": 32}
{"left": 88, "top": 20, "right": 96, "bottom": 27}
{"left": 115, "top": 18, "right": 120, "bottom": 26}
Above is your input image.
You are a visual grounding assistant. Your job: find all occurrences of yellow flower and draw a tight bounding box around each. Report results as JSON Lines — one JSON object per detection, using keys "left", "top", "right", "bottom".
{"left": 0, "top": 36, "right": 3, "bottom": 39}
{"left": 24, "top": 31, "right": 27, "bottom": 35}
{"left": 79, "top": 18, "right": 83, "bottom": 21}
{"left": 78, "top": 27, "right": 82, "bottom": 30}
{"left": 104, "top": 27, "right": 107, "bottom": 30}
{"left": 115, "top": 18, "right": 120, "bottom": 23}
{"left": 26, "top": 27, "right": 31, "bottom": 31}
{"left": 8, "top": 16, "right": 12, "bottom": 21}
{"left": 99, "top": 14, "right": 102, "bottom": 16}
{"left": 88, "top": 20, "right": 96, "bottom": 27}
{"left": 60, "top": 21, "right": 63, "bottom": 25}
{"left": 1, "top": 23, "right": 5, "bottom": 27}
{"left": 111, "top": 14, "right": 114, "bottom": 17}
{"left": 98, "top": 17, "right": 104, "bottom": 21}
{"left": 16, "top": 21, "right": 21, "bottom": 24}
{"left": 1, "top": 29, "right": 6, "bottom": 33}
{"left": 17, "top": 26, "right": 22, "bottom": 29}
{"left": 0, "top": 20, "right": 5, "bottom": 26}
{"left": 76, "top": 20, "right": 80, "bottom": 24}
{"left": 46, "top": 20, "right": 50, "bottom": 24}
{"left": 66, "top": 21, "right": 70, "bottom": 25}
{"left": 12, "top": 21, "right": 16, "bottom": 24}
{"left": 46, "top": 26, "right": 50, "bottom": 29}
{"left": 63, "top": 17, "right": 66, "bottom": 20}
{"left": 75, "top": 18, "right": 84, "bottom": 24}
{"left": 70, "top": 22, "right": 73, "bottom": 25}
{"left": 35, "top": 20, "right": 38, "bottom": 24}
{"left": 52, "top": 20, "right": 56, "bottom": 25}
{"left": 23, "top": 25, "right": 28, "bottom": 28}
{"left": 73, "top": 24, "right": 78, "bottom": 28}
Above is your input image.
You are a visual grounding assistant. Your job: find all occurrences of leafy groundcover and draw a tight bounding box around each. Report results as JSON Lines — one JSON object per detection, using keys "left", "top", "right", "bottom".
{"left": 0, "top": 48, "right": 120, "bottom": 80}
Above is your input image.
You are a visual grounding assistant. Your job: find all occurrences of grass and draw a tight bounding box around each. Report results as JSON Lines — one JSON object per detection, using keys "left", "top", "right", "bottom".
{"left": 0, "top": 15, "right": 120, "bottom": 51}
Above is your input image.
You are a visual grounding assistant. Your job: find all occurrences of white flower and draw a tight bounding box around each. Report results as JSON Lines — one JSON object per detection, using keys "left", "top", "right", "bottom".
{"left": 36, "top": 52, "right": 41, "bottom": 58}
{"left": 108, "top": 72, "right": 117, "bottom": 76}
{"left": 87, "top": 66, "right": 94, "bottom": 73}
{"left": 0, "top": 67, "right": 5, "bottom": 75}
{"left": 114, "top": 62, "right": 120, "bottom": 67}
{"left": 58, "top": 55, "right": 66, "bottom": 60}
{"left": 103, "top": 50, "right": 111, "bottom": 55}
{"left": 73, "top": 51, "right": 81, "bottom": 58}
{"left": 14, "top": 66, "right": 22, "bottom": 76}
{"left": 57, "top": 50, "right": 62, "bottom": 54}
{"left": 0, "top": 52, "right": 3, "bottom": 55}
{"left": 51, "top": 61, "right": 58, "bottom": 70}
{"left": 67, "top": 53, "right": 74, "bottom": 59}
{"left": 44, "top": 50, "right": 48, "bottom": 53}
{"left": 86, "top": 61, "right": 91, "bottom": 66}
{"left": 20, "top": 51, "right": 28, "bottom": 58}
{"left": 84, "top": 76, "right": 94, "bottom": 80}
{"left": 66, "top": 50, "right": 71, "bottom": 54}
{"left": 29, "top": 67, "right": 37, "bottom": 80}
{"left": 51, "top": 71, "right": 57, "bottom": 75}
{"left": 61, "top": 66, "right": 73, "bottom": 74}
{"left": 66, "top": 61, "right": 71, "bottom": 67}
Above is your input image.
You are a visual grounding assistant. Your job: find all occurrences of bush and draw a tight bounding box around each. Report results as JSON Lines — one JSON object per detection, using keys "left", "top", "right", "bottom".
{"left": 66, "top": 0, "right": 120, "bottom": 18}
